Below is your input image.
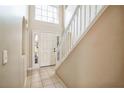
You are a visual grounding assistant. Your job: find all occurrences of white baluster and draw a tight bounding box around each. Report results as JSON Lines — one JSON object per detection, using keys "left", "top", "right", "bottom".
{"left": 85, "top": 5, "right": 90, "bottom": 28}
{"left": 90, "top": 5, "right": 96, "bottom": 22}
{"left": 81, "top": 5, "right": 85, "bottom": 34}
{"left": 78, "top": 8, "right": 81, "bottom": 38}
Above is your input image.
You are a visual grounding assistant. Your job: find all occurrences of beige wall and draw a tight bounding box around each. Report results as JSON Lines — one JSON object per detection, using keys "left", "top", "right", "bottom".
{"left": 57, "top": 6, "right": 124, "bottom": 87}
{"left": 0, "top": 6, "right": 27, "bottom": 87}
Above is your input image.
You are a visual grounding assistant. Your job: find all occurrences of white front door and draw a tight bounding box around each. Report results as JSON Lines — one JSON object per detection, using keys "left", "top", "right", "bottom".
{"left": 39, "top": 32, "right": 57, "bottom": 67}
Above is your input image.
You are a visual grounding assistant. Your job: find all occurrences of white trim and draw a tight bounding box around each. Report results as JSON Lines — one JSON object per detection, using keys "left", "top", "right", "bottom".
{"left": 55, "top": 5, "right": 109, "bottom": 70}
{"left": 23, "top": 77, "right": 27, "bottom": 88}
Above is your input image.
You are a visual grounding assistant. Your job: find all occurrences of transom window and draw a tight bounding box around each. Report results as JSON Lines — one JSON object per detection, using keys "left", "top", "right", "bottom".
{"left": 35, "top": 5, "right": 59, "bottom": 24}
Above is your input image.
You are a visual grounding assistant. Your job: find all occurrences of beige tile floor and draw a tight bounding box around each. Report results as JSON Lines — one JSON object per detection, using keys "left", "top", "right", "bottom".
{"left": 26, "top": 66, "right": 66, "bottom": 88}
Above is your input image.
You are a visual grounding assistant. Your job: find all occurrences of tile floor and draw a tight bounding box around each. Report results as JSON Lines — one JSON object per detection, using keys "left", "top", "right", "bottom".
{"left": 26, "top": 66, "right": 66, "bottom": 88}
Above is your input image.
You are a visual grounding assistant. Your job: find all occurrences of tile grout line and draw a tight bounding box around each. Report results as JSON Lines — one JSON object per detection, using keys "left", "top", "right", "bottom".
{"left": 41, "top": 67, "right": 55, "bottom": 88}
{"left": 28, "top": 66, "right": 66, "bottom": 88}
{"left": 47, "top": 66, "right": 65, "bottom": 88}
{"left": 46, "top": 67, "right": 57, "bottom": 88}
{"left": 39, "top": 68, "right": 45, "bottom": 88}
{"left": 31, "top": 68, "right": 43, "bottom": 88}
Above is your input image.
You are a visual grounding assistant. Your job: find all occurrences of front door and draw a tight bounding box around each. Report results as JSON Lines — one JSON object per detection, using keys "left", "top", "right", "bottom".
{"left": 39, "top": 32, "right": 57, "bottom": 67}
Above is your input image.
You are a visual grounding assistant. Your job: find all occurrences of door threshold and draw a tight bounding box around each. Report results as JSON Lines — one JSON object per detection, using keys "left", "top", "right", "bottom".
{"left": 40, "top": 64, "right": 56, "bottom": 68}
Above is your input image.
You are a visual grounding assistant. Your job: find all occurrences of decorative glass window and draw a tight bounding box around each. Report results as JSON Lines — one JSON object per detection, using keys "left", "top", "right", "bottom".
{"left": 35, "top": 5, "right": 59, "bottom": 24}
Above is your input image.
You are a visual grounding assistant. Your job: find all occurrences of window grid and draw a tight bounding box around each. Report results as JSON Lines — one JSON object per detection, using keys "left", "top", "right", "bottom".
{"left": 35, "top": 5, "right": 59, "bottom": 24}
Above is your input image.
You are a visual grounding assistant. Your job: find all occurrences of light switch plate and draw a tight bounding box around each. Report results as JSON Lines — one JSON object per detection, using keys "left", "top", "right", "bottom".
{"left": 2, "top": 50, "right": 8, "bottom": 65}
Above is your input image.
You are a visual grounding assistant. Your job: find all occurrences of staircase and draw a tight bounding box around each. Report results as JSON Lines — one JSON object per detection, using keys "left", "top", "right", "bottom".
{"left": 56, "top": 5, "right": 124, "bottom": 87}
{"left": 56, "top": 5, "right": 106, "bottom": 67}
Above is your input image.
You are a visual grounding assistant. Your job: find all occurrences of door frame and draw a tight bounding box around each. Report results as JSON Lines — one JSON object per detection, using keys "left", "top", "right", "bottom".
{"left": 31, "top": 31, "right": 60, "bottom": 69}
